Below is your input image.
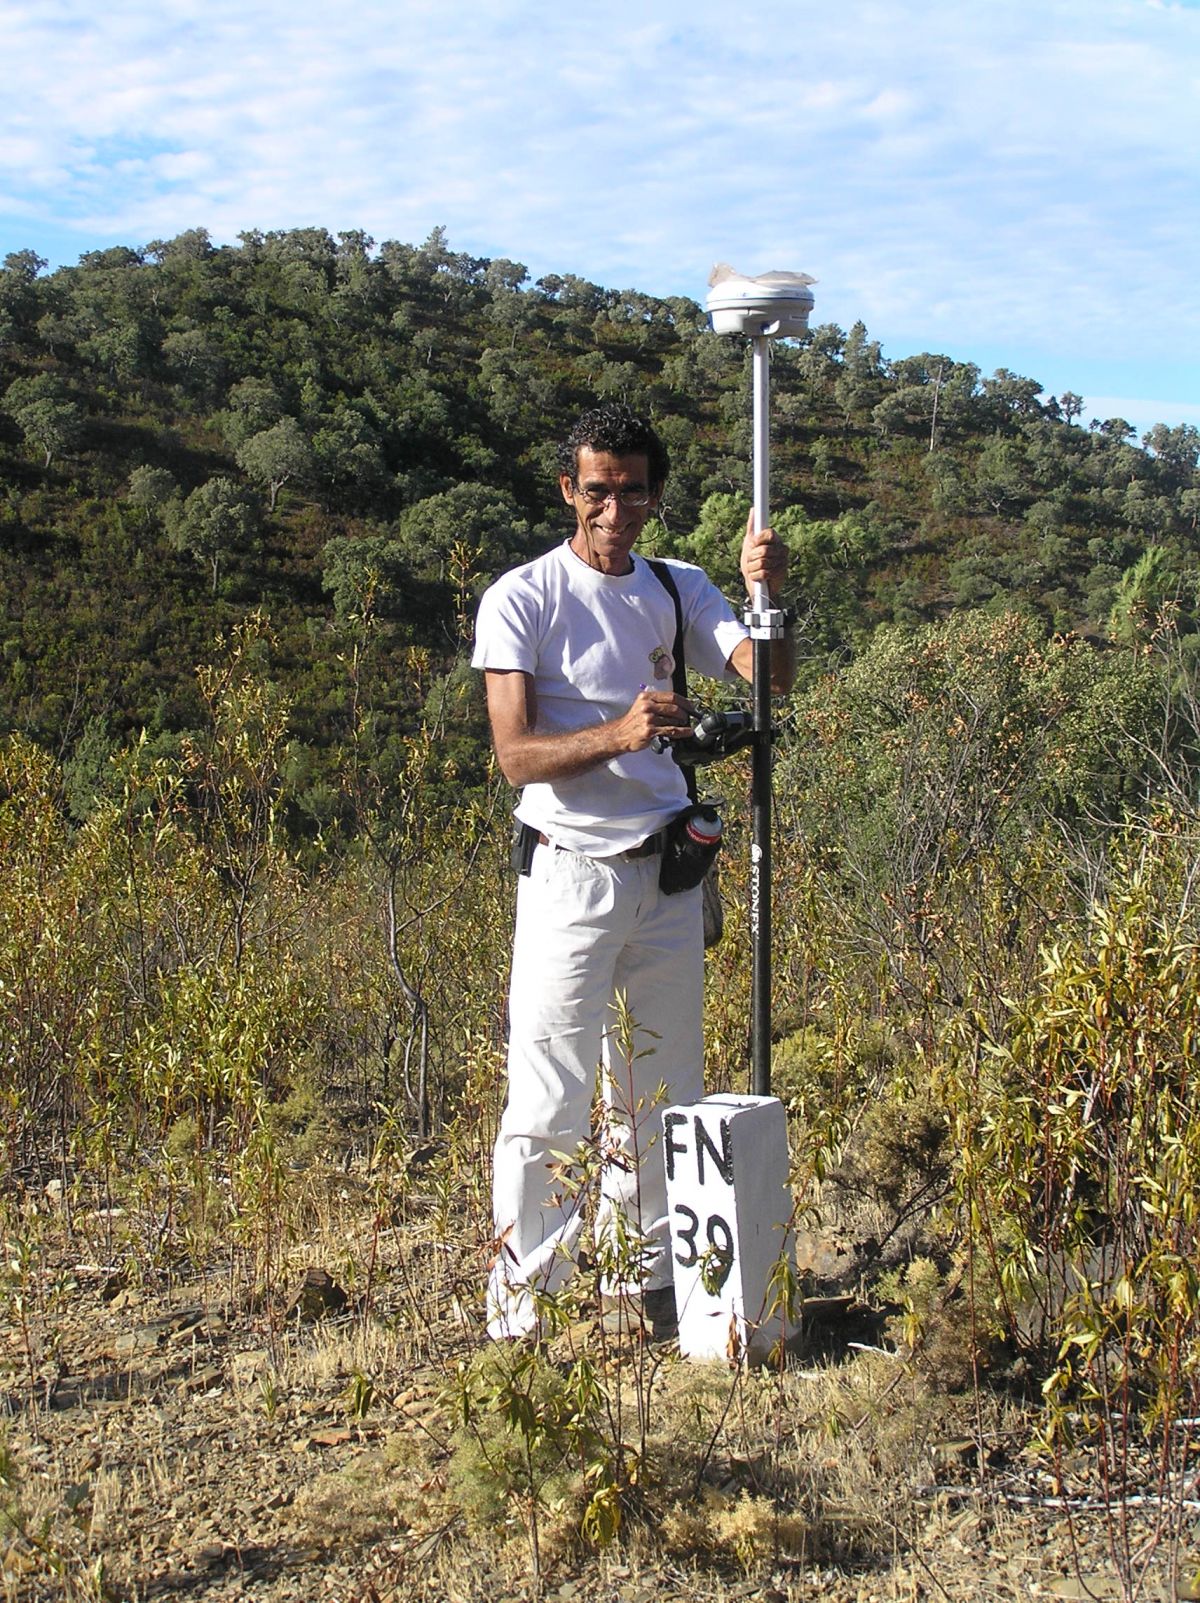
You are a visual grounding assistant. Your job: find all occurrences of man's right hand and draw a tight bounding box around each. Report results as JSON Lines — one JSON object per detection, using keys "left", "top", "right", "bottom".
{"left": 485, "top": 671, "right": 695, "bottom": 787}
{"left": 616, "top": 688, "right": 694, "bottom": 753}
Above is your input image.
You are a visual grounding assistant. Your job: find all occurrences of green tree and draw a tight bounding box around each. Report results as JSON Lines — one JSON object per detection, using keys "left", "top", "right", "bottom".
{"left": 2, "top": 249, "right": 47, "bottom": 280}
{"left": 1108, "top": 546, "right": 1191, "bottom": 644}
{"left": 669, "top": 492, "right": 748, "bottom": 593}
{"left": 1093, "top": 417, "right": 1135, "bottom": 442}
{"left": 1122, "top": 481, "right": 1174, "bottom": 543}
{"left": 833, "top": 321, "right": 884, "bottom": 424}
{"left": 126, "top": 464, "right": 179, "bottom": 513}
{"left": 3, "top": 375, "right": 84, "bottom": 467}
{"left": 321, "top": 532, "right": 411, "bottom": 624}
{"left": 1143, "top": 423, "right": 1200, "bottom": 485}
{"left": 161, "top": 326, "right": 227, "bottom": 401}
{"left": 874, "top": 355, "right": 980, "bottom": 452}
{"left": 974, "top": 436, "right": 1031, "bottom": 514}
{"left": 311, "top": 405, "right": 388, "bottom": 507}
{"left": 394, "top": 483, "right": 531, "bottom": 588}
{"left": 214, "top": 378, "right": 286, "bottom": 450}
{"left": 793, "top": 321, "right": 845, "bottom": 402}
{"left": 167, "top": 476, "right": 256, "bottom": 593}
{"left": 13, "top": 395, "right": 85, "bottom": 467}
{"left": 236, "top": 416, "right": 313, "bottom": 512}
{"left": 980, "top": 368, "right": 1044, "bottom": 426}
{"left": 144, "top": 227, "right": 214, "bottom": 263}
{"left": 483, "top": 258, "right": 532, "bottom": 349}
{"left": 0, "top": 250, "right": 48, "bottom": 344}
{"left": 777, "top": 505, "right": 882, "bottom": 655}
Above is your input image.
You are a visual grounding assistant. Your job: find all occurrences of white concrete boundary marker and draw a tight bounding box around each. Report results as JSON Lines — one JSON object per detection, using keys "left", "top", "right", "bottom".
{"left": 662, "top": 1094, "right": 795, "bottom": 1362}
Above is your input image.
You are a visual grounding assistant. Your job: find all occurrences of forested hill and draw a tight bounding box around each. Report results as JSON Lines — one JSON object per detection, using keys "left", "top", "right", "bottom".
{"left": 2, "top": 225, "right": 1198, "bottom": 826}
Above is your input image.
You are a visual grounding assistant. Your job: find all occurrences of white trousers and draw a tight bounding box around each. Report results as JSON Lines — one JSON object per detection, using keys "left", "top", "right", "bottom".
{"left": 488, "top": 841, "right": 704, "bottom": 1339}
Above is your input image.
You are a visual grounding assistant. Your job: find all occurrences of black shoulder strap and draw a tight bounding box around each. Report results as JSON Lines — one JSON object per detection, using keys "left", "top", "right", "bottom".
{"left": 645, "top": 558, "right": 686, "bottom": 696}
{"left": 645, "top": 558, "right": 698, "bottom": 803}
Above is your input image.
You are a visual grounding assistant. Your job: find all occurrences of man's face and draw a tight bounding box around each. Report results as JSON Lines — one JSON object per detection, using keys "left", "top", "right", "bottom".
{"left": 560, "top": 448, "right": 661, "bottom": 576}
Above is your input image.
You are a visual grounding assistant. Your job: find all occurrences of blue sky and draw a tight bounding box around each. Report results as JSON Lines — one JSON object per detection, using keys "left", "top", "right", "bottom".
{"left": 2, "top": 0, "right": 1197, "bottom": 442}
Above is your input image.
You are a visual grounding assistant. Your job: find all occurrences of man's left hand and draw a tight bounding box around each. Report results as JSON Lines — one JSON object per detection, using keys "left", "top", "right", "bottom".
{"left": 739, "top": 511, "right": 789, "bottom": 600}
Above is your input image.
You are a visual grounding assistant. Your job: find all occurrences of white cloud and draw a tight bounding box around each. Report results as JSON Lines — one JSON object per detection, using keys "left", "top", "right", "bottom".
{"left": 0, "top": 0, "right": 1196, "bottom": 415}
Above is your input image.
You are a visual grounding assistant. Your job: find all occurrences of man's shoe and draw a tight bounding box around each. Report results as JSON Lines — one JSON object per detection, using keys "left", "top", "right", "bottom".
{"left": 643, "top": 1286, "right": 678, "bottom": 1340}
{"left": 600, "top": 1286, "right": 678, "bottom": 1342}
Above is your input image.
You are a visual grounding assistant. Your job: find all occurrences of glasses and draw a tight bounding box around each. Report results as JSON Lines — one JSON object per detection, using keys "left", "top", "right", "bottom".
{"left": 573, "top": 485, "right": 653, "bottom": 508}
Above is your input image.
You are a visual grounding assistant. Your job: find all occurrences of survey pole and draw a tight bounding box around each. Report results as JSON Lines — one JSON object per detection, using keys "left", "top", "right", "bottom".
{"left": 705, "top": 267, "right": 815, "bottom": 1097}
{"left": 749, "top": 334, "right": 774, "bottom": 1094}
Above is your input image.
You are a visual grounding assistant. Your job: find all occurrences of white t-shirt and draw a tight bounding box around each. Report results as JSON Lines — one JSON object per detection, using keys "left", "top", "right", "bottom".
{"left": 473, "top": 540, "right": 747, "bottom": 854}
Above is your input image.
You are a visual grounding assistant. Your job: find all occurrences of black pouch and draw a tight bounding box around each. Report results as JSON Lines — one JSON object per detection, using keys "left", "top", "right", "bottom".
{"left": 659, "top": 803, "right": 723, "bottom": 895}
{"left": 510, "top": 820, "right": 538, "bottom": 876}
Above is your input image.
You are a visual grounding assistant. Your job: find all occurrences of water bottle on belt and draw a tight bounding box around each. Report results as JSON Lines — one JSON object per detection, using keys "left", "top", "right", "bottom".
{"left": 659, "top": 803, "right": 723, "bottom": 894}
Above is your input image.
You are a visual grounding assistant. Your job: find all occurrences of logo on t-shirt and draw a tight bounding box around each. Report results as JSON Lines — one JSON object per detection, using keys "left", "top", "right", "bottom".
{"left": 649, "top": 644, "right": 675, "bottom": 681}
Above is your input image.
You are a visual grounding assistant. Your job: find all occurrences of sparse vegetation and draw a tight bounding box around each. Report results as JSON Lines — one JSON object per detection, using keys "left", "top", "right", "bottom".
{"left": 2, "top": 602, "right": 1200, "bottom": 1600}
{"left": 4, "top": 229, "right": 1200, "bottom": 1600}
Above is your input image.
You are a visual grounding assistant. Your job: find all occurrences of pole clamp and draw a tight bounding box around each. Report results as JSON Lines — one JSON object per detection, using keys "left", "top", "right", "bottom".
{"left": 744, "top": 602, "right": 793, "bottom": 641}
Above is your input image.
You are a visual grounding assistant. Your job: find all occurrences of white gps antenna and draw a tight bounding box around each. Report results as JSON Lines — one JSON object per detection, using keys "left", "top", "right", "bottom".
{"left": 706, "top": 265, "right": 815, "bottom": 626}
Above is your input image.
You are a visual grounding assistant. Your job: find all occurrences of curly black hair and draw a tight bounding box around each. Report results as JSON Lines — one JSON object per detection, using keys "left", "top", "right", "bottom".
{"left": 557, "top": 403, "right": 670, "bottom": 492}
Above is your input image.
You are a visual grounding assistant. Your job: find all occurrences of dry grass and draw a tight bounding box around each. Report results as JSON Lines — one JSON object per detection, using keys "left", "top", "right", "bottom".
{"left": 3, "top": 1138, "right": 1198, "bottom": 1603}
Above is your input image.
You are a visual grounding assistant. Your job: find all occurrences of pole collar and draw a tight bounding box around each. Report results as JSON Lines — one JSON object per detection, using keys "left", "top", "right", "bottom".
{"left": 745, "top": 600, "right": 788, "bottom": 640}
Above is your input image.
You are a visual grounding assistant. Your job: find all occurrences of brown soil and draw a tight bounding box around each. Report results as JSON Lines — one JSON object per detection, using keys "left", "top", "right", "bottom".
{"left": 3, "top": 1197, "right": 1198, "bottom": 1603}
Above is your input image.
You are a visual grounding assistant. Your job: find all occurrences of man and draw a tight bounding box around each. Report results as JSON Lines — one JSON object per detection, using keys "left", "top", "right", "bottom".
{"left": 472, "top": 402, "right": 794, "bottom": 1339}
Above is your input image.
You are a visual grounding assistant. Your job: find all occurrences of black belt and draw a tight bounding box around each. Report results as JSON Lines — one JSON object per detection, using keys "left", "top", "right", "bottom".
{"left": 537, "top": 831, "right": 664, "bottom": 860}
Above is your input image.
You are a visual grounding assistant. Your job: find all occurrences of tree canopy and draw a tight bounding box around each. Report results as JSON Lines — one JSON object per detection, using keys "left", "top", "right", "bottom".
{"left": 1, "top": 226, "right": 1197, "bottom": 824}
